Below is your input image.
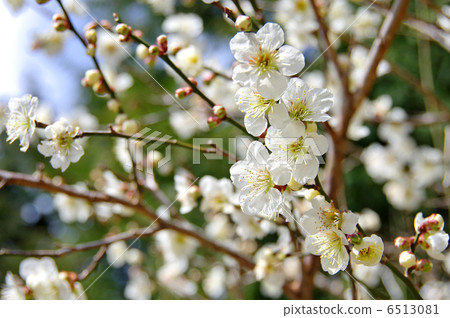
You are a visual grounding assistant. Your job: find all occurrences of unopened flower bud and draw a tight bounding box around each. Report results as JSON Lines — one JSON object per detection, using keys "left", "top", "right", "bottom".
{"left": 133, "top": 30, "right": 144, "bottom": 38}
{"left": 147, "top": 151, "right": 163, "bottom": 168}
{"left": 202, "top": 72, "right": 216, "bottom": 85}
{"left": 84, "top": 69, "right": 101, "bottom": 86}
{"left": 136, "top": 44, "right": 149, "bottom": 60}
{"left": 415, "top": 259, "right": 432, "bottom": 272}
{"left": 175, "top": 88, "right": 187, "bottom": 99}
{"left": 399, "top": 251, "right": 416, "bottom": 269}
{"left": 207, "top": 116, "right": 222, "bottom": 129}
{"left": 36, "top": 0, "right": 50, "bottom": 4}
{"left": 235, "top": 15, "right": 252, "bottom": 31}
{"left": 115, "top": 114, "right": 128, "bottom": 125}
{"left": 86, "top": 43, "right": 96, "bottom": 57}
{"left": 394, "top": 236, "right": 411, "bottom": 250}
{"left": 85, "top": 29, "right": 97, "bottom": 44}
{"left": 348, "top": 232, "right": 363, "bottom": 245}
{"left": 107, "top": 99, "right": 121, "bottom": 112}
{"left": 148, "top": 45, "right": 160, "bottom": 56}
{"left": 93, "top": 80, "right": 108, "bottom": 95}
{"left": 122, "top": 119, "right": 140, "bottom": 134}
{"left": 157, "top": 35, "right": 168, "bottom": 54}
{"left": 53, "top": 13, "right": 69, "bottom": 32}
{"left": 213, "top": 105, "right": 227, "bottom": 120}
{"left": 116, "top": 23, "right": 132, "bottom": 41}
{"left": 100, "top": 20, "right": 113, "bottom": 30}
{"left": 188, "top": 77, "right": 197, "bottom": 87}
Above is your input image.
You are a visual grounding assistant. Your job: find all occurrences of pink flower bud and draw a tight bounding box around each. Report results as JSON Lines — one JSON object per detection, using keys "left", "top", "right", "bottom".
{"left": 86, "top": 43, "right": 96, "bottom": 57}
{"left": 93, "top": 80, "right": 108, "bottom": 95}
{"left": 35, "top": 0, "right": 50, "bottom": 4}
{"left": 348, "top": 232, "right": 363, "bottom": 245}
{"left": 394, "top": 236, "right": 411, "bottom": 250}
{"left": 116, "top": 23, "right": 132, "bottom": 42}
{"left": 175, "top": 88, "right": 186, "bottom": 99}
{"left": 213, "top": 105, "right": 227, "bottom": 120}
{"left": 157, "top": 35, "right": 168, "bottom": 54}
{"left": 85, "top": 29, "right": 97, "bottom": 44}
{"left": 399, "top": 251, "right": 416, "bottom": 269}
{"left": 53, "top": 13, "right": 69, "bottom": 32}
{"left": 207, "top": 116, "right": 222, "bottom": 129}
{"left": 235, "top": 15, "right": 252, "bottom": 31}
{"left": 188, "top": 77, "right": 198, "bottom": 87}
{"left": 149, "top": 45, "right": 160, "bottom": 56}
{"left": 202, "top": 72, "right": 216, "bottom": 85}
{"left": 415, "top": 259, "right": 432, "bottom": 272}
{"left": 84, "top": 69, "right": 101, "bottom": 86}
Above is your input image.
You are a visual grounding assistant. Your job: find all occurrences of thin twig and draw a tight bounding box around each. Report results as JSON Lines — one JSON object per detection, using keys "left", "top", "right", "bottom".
{"left": 77, "top": 246, "right": 107, "bottom": 281}
{"left": 56, "top": 0, "right": 117, "bottom": 101}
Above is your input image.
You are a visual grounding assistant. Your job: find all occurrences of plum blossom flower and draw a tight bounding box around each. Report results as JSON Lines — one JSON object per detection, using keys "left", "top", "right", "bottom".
{"left": 350, "top": 235, "right": 384, "bottom": 266}
{"left": 230, "top": 141, "right": 286, "bottom": 219}
{"left": 1, "top": 272, "right": 26, "bottom": 300}
{"left": 6, "top": 94, "right": 38, "bottom": 152}
{"left": 265, "top": 121, "right": 328, "bottom": 185}
{"left": 53, "top": 183, "right": 92, "bottom": 223}
{"left": 300, "top": 195, "right": 359, "bottom": 236}
{"left": 175, "top": 169, "right": 200, "bottom": 214}
{"left": 230, "top": 23, "right": 305, "bottom": 99}
{"left": 415, "top": 213, "right": 449, "bottom": 260}
{"left": 37, "top": 118, "right": 84, "bottom": 172}
{"left": 2, "top": 257, "right": 87, "bottom": 300}
{"left": 306, "top": 229, "right": 350, "bottom": 275}
{"left": 235, "top": 86, "right": 278, "bottom": 136}
{"left": 124, "top": 267, "right": 153, "bottom": 300}
{"left": 270, "top": 78, "right": 333, "bottom": 128}
{"left": 199, "top": 175, "right": 237, "bottom": 214}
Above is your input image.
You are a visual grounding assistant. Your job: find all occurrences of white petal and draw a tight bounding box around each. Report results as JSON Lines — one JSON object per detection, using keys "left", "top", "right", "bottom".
{"left": 230, "top": 32, "right": 259, "bottom": 62}
{"left": 268, "top": 102, "right": 290, "bottom": 128}
{"left": 244, "top": 114, "right": 267, "bottom": 137}
{"left": 256, "top": 70, "right": 287, "bottom": 100}
{"left": 256, "top": 23, "right": 284, "bottom": 52}
{"left": 232, "top": 63, "right": 255, "bottom": 86}
{"left": 268, "top": 158, "right": 292, "bottom": 185}
{"left": 292, "top": 157, "right": 319, "bottom": 184}
{"left": 341, "top": 212, "right": 359, "bottom": 235}
{"left": 276, "top": 45, "right": 305, "bottom": 76}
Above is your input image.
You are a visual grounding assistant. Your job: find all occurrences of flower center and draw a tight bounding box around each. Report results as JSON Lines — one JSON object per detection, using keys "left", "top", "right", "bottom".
{"left": 289, "top": 98, "right": 312, "bottom": 121}
{"left": 244, "top": 93, "right": 276, "bottom": 119}
{"left": 357, "top": 244, "right": 381, "bottom": 261}
{"left": 245, "top": 167, "right": 274, "bottom": 194}
{"left": 312, "top": 231, "right": 345, "bottom": 265}
{"left": 250, "top": 48, "right": 277, "bottom": 75}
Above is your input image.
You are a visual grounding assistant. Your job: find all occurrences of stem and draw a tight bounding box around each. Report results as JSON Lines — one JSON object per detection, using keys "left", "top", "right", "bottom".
{"left": 56, "top": 0, "right": 117, "bottom": 101}
{"left": 383, "top": 257, "right": 423, "bottom": 300}
{"left": 130, "top": 34, "right": 254, "bottom": 139}
{"left": 77, "top": 246, "right": 107, "bottom": 281}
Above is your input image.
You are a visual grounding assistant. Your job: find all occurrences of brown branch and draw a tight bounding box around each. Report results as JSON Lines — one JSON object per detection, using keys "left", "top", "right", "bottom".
{"left": 56, "top": 0, "right": 117, "bottom": 101}
{"left": 0, "top": 227, "right": 163, "bottom": 257}
{"left": 0, "top": 169, "right": 254, "bottom": 269}
{"left": 77, "top": 246, "right": 107, "bottom": 281}
{"left": 350, "top": 0, "right": 411, "bottom": 130}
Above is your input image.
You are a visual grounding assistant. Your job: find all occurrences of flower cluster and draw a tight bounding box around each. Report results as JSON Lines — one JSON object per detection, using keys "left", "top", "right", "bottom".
{"left": 300, "top": 195, "right": 383, "bottom": 274}
{"left": 1, "top": 257, "right": 86, "bottom": 300}
{"left": 395, "top": 212, "right": 449, "bottom": 273}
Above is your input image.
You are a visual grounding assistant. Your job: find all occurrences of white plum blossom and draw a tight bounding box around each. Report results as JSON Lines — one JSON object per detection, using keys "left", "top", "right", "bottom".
{"left": 10, "top": 257, "right": 87, "bottom": 300}
{"left": 414, "top": 213, "right": 449, "bottom": 260}
{"left": 230, "top": 22, "right": 305, "bottom": 99}
{"left": 306, "top": 229, "right": 349, "bottom": 275}
{"left": 175, "top": 169, "right": 200, "bottom": 214}
{"left": 205, "top": 214, "right": 234, "bottom": 241}
{"left": 254, "top": 247, "right": 286, "bottom": 298}
{"left": 271, "top": 78, "right": 333, "bottom": 128}
{"left": 230, "top": 141, "right": 285, "bottom": 219}
{"left": 350, "top": 235, "right": 384, "bottom": 266}
{"left": 202, "top": 265, "right": 227, "bottom": 299}
{"left": 53, "top": 183, "right": 92, "bottom": 223}
{"left": 6, "top": 94, "right": 37, "bottom": 152}
{"left": 1, "top": 272, "right": 26, "bottom": 300}
{"left": 199, "top": 175, "right": 237, "bottom": 214}
{"left": 0, "top": 104, "right": 8, "bottom": 134}
{"left": 155, "top": 230, "right": 199, "bottom": 268}
{"left": 124, "top": 267, "right": 153, "bottom": 300}
{"left": 175, "top": 45, "right": 203, "bottom": 77}
{"left": 300, "top": 195, "right": 359, "bottom": 236}
{"left": 235, "top": 86, "right": 278, "bottom": 136}
{"left": 37, "top": 118, "right": 84, "bottom": 172}
{"left": 265, "top": 120, "right": 328, "bottom": 185}
{"left": 162, "top": 13, "right": 203, "bottom": 38}
{"left": 106, "top": 241, "right": 129, "bottom": 268}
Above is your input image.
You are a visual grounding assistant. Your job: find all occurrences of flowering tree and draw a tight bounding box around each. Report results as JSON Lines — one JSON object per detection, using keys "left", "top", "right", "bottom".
{"left": 0, "top": 0, "right": 449, "bottom": 300}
